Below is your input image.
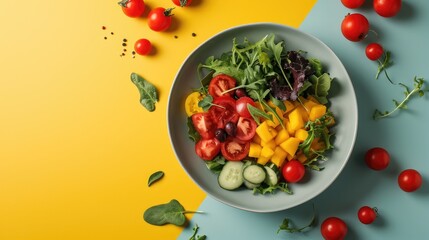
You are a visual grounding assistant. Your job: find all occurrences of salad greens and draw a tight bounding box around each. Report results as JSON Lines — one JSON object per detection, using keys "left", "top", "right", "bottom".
{"left": 277, "top": 204, "right": 316, "bottom": 234}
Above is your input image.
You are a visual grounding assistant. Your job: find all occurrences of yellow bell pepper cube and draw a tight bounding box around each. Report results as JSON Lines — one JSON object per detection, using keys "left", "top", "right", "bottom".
{"left": 261, "top": 139, "right": 276, "bottom": 150}
{"left": 257, "top": 156, "right": 270, "bottom": 165}
{"left": 260, "top": 145, "right": 275, "bottom": 159}
{"left": 280, "top": 137, "right": 301, "bottom": 157}
{"left": 283, "top": 100, "right": 295, "bottom": 114}
{"left": 295, "top": 129, "right": 309, "bottom": 142}
{"left": 266, "top": 111, "right": 282, "bottom": 128}
{"left": 283, "top": 119, "right": 296, "bottom": 136}
{"left": 288, "top": 108, "right": 305, "bottom": 132}
{"left": 256, "top": 121, "right": 275, "bottom": 142}
{"left": 275, "top": 128, "right": 290, "bottom": 145}
{"left": 296, "top": 105, "right": 309, "bottom": 123}
{"left": 252, "top": 133, "right": 262, "bottom": 144}
{"left": 309, "top": 104, "right": 327, "bottom": 121}
{"left": 270, "top": 146, "right": 288, "bottom": 167}
{"left": 249, "top": 142, "right": 262, "bottom": 158}
{"left": 307, "top": 95, "right": 320, "bottom": 104}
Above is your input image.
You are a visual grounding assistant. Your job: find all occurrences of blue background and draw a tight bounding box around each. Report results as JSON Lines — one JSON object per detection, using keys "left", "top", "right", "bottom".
{"left": 179, "top": 1, "right": 429, "bottom": 239}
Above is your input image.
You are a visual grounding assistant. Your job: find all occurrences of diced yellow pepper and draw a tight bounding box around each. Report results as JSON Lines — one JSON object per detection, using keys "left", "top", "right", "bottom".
{"left": 257, "top": 156, "right": 270, "bottom": 165}
{"left": 256, "top": 121, "right": 275, "bottom": 142}
{"left": 268, "top": 127, "right": 278, "bottom": 139}
{"left": 295, "top": 129, "right": 309, "bottom": 142}
{"left": 261, "top": 139, "right": 276, "bottom": 150}
{"left": 288, "top": 108, "right": 305, "bottom": 132}
{"left": 296, "top": 105, "right": 309, "bottom": 123}
{"left": 296, "top": 151, "right": 308, "bottom": 163}
{"left": 307, "top": 95, "right": 320, "bottom": 104}
{"left": 252, "top": 133, "right": 262, "bottom": 144}
{"left": 283, "top": 100, "right": 295, "bottom": 114}
{"left": 279, "top": 137, "right": 301, "bottom": 157}
{"left": 275, "top": 128, "right": 290, "bottom": 145}
{"left": 260, "top": 145, "right": 275, "bottom": 159}
{"left": 249, "top": 142, "right": 262, "bottom": 158}
{"left": 309, "top": 104, "right": 327, "bottom": 121}
{"left": 304, "top": 99, "right": 319, "bottom": 112}
{"left": 270, "top": 146, "right": 288, "bottom": 167}
{"left": 266, "top": 111, "right": 282, "bottom": 128}
{"left": 283, "top": 119, "right": 295, "bottom": 135}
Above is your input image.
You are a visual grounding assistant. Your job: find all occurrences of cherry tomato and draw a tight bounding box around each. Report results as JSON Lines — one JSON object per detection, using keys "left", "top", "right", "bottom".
{"left": 221, "top": 138, "right": 250, "bottom": 161}
{"left": 118, "top": 0, "right": 145, "bottom": 18}
{"left": 191, "top": 112, "right": 216, "bottom": 139}
{"left": 147, "top": 7, "right": 174, "bottom": 32}
{"left": 195, "top": 138, "right": 221, "bottom": 161}
{"left": 172, "top": 0, "right": 192, "bottom": 7}
{"left": 282, "top": 160, "right": 305, "bottom": 183}
{"left": 341, "top": 0, "right": 365, "bottom": 9}
{"left": 235, "top": 117, "right": 257, "bottom": 141}
{"left": 321, "top": 217, "right": 348, "bottom": 240}
{"left": 358, "top": 206, "right": 378, "bottom": 224}
{"left": 236, "top": 97, "right": 257, "bottom": 118}
{"left": 365, "top": 147, "right": 390, "bottom": 170}
{"left": 134, "top": 38, "right": 152, "bottom": 56}
{"left": 365, "top": 43, "right": 384, "bottom": 61}
{"left": 208, "top": 74, "right": 237, "bottom": 98}
{"left": 341, "top": 13, "right": 369, "bottom": 42}
{"left": 398, "top": 169, "right": 422, "bottom": 192}
{"left": 374, "top": 0, "right": 402, "bottom": 17}
{"left": 209, "top": 96, "right": 239, "bottom": 129}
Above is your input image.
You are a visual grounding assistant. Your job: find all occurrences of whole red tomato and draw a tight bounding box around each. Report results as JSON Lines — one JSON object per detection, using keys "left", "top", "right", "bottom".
{"left": 341, "top": 0, "right": 365, "bottom": 9}
{"left": 321, "top": 217, "right": 348, "bottom": 240}
{"left": 118, "top": 0, "right": 145, "bottom": 18}
{"left": 365, "top": 147, "right": 390, "bottom": 170}
{"left": 366, "top": 43, "right": 384, "bottom": 61}
{"left": 134, "top": 38, "right": 152, "bottom": 55}
{"left": 172, "top": 0, "right": 192, "bottom": 7}
{"left": 341, "top": 13, "right": 369, "bottom": 42}
{"left": 398, "top": 169, "right": 422, "bottom": 192}
{"left": 358, "top": 206, "right": 378, "bottom": 224}
{"left": 148, "top": 7, "right": 174, "bottom": 32}
{"left": 282, "top": 160, "right": 305, "bottom": 183}
{"left": 374, "top": 0, "right": 402, "bottom": 17}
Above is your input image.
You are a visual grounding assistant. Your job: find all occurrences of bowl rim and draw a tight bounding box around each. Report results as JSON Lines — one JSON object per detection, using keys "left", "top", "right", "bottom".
{"left": 167, "top": 22, "right": 358, "bottom": 212}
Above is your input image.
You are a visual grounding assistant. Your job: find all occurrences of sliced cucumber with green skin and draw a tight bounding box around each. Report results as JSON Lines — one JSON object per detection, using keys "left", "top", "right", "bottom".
{"left": 218, "top": 161, "right": 244, "bottom": 190}
{"left": 244, "top": 180, "right": 260, "bottom": 189}
{"left": 243, "top": 164, "right": 266, "bottom": 184}
{"left": 264, "top": 165, "right": 280, "bottom": 186}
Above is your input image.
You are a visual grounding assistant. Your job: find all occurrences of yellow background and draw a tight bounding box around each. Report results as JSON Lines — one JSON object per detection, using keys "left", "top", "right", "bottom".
{"left": 0, "top": 1, "right": 316, "bottom": 239}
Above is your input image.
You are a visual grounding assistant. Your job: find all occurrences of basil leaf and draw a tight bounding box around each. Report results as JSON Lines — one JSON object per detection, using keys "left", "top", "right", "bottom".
{"left": 130, "top": 73, "right": 158, "bottom": 112}
{"left": 143, "top": 199, "right": 186, "bottom": 226}
{"left": 148, "top": 171, "right": 164, "bottom": 187}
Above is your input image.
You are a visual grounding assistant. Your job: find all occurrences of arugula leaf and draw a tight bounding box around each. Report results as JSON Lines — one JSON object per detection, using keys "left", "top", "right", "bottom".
{"left": 253, "top": 182, "right": 292, "bottom": 195}
{"left": 308, "top": 58, "right": 323, "bottom": 77}
{"left": 247, "top": 103, "right": 273, "bottom": 125}
{"left": 143, "top": 199, "right": 202, "bottom": 226}
{"left": 130, "top": 73, "right": 159, "bottom": 112}
{"left": 148, "top": 171, "right": 164, "bottom": 187}
{"left": 277, "top": 204, "right": 316, "bottom": 234}
{"left": 374, "top": 76, "right": 427, "bottom": 119}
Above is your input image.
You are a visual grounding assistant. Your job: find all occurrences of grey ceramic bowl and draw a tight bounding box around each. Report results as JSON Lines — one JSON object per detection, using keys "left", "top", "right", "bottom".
{"left": 167, "top": 23, "right": 358, "bottom": 213}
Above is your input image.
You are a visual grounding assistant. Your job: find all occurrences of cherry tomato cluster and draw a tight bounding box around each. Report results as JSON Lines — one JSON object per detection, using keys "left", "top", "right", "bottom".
{"left": 118, "top": 0, "right": 193, "bottom": 56}
{"left": 191, "top": 74, "right": 258, "bottom": 161}
{"left": 320, "top": 146, "right": 423, "bottom": 239}
{"left": 340, "top": 0, "right": 402, "bottom": 61}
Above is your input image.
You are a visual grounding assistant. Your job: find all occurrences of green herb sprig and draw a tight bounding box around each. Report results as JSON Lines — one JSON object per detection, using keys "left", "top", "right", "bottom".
{"left": 189, "top": 224, "right": 207, "bottom": 240}
{"left": 373, "top": 77, "right": 427, "bottom": 120}
{"left": 277, "top": 204, "right": 316, "bottom": 234}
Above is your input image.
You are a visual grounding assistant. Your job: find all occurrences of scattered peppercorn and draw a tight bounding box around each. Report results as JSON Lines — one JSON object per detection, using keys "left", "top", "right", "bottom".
{"left": 192, "top": 32, "right": 197, "bottom": 37}
{"left": 122, "top": 43, "right": 127, "bottom": 47}
{"left": 123, "top": 38, "right": 127, "bottom": 42}
{"left": 102, "top": 26, "right": 106, "bottom": 30}
{"left": 104, "top": 37, "right": 107, "bottom": 40}
{"left": 111, "top": 32, "right": 114, "bottom": 35}
{"left": 174, "top": 35, "right": 178, "bottom": 39}
{"left": 123, "top": 48, "right": 127, "bottom": 52}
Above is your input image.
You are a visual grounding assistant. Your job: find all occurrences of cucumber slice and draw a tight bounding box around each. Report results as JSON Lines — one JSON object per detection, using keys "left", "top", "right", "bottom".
{"left": 244, "top": 180, "right": 260, "bottom": 189}
{"left": 218, "top": 161, "right": 244, "bottom": 190}
{"left": 243, "top": 164, "right": 266, "bottom": 184}
{"left": 264, "top": 165, "right": 279, "bottom": 186}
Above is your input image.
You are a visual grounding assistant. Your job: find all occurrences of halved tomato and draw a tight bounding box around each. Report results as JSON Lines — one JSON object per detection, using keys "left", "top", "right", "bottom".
{"left": 191, "top": 112, "right": 216, "bottom": 139}
{"left": 209, "top": 96, "right": 239, "bottom": 129}
{"left": 235, "top": 117, "right": 257, "bottom": 141}
{"left": 208, "top": 74, "right": 236, "bottom": 98}
{"left": 221, "top": 138, "right": 250, "bottom": 161}
{"left": 195, "top": 138, "right": 221, "bottom": 161}
{"left": 235, "top": 96, "right": 257, "bottom": 118}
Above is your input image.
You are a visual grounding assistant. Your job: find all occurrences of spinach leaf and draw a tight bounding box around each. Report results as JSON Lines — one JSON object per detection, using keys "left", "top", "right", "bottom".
{"left": 308, "top": 73, "right": 332, "bottom": 105}
{"left": 143, "top": 199, "right": 201, "bottom": 226}
{"left": 130, "top": 73, "right": 158, "bottom": 112}
{"left": 148, "top": 171, "right": 164, "bottom": 187}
